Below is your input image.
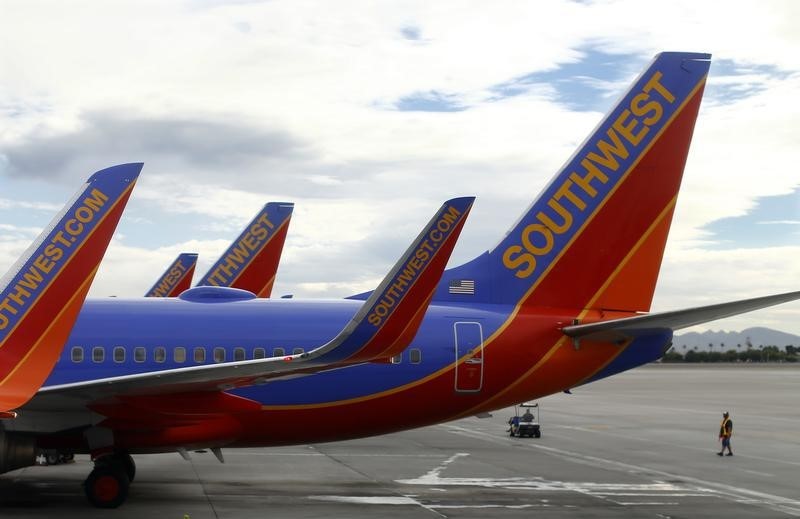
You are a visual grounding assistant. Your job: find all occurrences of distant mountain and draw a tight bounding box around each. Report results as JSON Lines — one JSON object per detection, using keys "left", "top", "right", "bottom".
{"left": 673, "top": 327, "right": 800, "bottom": 353}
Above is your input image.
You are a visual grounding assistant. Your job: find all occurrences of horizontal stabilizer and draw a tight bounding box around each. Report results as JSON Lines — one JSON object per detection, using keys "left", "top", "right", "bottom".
{"left": 562, "top": 290, "right": 800, "bottom": 342}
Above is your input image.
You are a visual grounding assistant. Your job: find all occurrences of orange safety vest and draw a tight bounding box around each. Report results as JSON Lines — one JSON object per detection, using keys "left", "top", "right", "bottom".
{"left": 719, "top": 417, "right": 732, "bottom": 438}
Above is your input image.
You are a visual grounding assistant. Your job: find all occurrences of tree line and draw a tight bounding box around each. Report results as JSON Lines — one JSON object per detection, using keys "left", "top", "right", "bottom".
{"left": 662, "top": 343, "right": 798, "bottom": 363}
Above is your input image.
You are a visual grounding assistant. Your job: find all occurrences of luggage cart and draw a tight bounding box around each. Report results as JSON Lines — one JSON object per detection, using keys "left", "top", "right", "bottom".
{"left": 507, "top": 402, "right": 541, "bottom": 438}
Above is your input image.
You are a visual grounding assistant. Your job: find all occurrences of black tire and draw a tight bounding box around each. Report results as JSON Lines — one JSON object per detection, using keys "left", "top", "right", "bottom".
{"left": 45, "top": 452, "right": 60, "bottom": 465}
{"left": 99, "top": 453, "right": 136, "bottom": 482}
{"left": 534, "top": 431, "right": 541, "bottom": 438}
{"left": 117, "top": 453, "right": 136, "bottom": 483}
{"left": 84, "top": 465, "right": 129, "bottom": 508}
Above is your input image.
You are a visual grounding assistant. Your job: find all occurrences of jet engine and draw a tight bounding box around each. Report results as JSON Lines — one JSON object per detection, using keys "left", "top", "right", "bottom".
{"left": 0, "top": 424, "right": 36, "bottom": 474}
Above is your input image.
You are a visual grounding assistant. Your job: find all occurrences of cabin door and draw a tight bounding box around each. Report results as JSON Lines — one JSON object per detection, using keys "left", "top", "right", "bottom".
{"left": 454, "top": 321, "right": 484, "bottom": 392}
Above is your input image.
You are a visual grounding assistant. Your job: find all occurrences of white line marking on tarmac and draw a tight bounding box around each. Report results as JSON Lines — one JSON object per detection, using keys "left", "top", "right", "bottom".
{"left": 441, "top": 423, "right": 800, "bottom": 517}
{"left": 224, "top": 452, "right": 443, "bottom": 458}
{"left": 309, "top": 495, "right": 421, "bottom": 505}
{"left": 737, "top": 468, "right": 775, "bottom": 477}
{"left": 614, "top": 502, "right": 679, "bottom": 506}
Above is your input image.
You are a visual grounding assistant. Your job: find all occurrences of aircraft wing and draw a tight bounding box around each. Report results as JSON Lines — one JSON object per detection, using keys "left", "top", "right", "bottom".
{"left": 562, "top": 291, "right": 800, "bottom": 342}
{"left": 28, "top": 197, "right": 474, "bottom": 409}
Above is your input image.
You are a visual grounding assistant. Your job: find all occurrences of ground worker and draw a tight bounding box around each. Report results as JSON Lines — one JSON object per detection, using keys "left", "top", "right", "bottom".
{"left": 717, "top": 411, "right": 733, "bottom": 456}
{"left": 508, "top": 415, "right": 520, "bottom": 435}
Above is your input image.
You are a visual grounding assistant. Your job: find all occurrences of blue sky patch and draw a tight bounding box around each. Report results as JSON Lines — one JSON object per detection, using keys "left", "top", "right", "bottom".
{"left": 400, "top": 25, "right": 421, "bottom": 41}
{"left": 488, "top": 48, "right": 646, "bottom": 112}
{"left": 705, "top": 59, "right": 792, "bottom": 105}
{"left": 393, "top": 48, "right": 645, "bottom": 113}
{"left": 702, "top": 187, "right": 800, "bottom": 249}
{"left": 395, "top": 91, "right": 466, "bottom": 112}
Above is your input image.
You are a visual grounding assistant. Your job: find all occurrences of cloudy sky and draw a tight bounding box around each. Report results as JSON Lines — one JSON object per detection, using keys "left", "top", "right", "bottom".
{"left": 1, "top": 0, "right": 799, "bottom": 334}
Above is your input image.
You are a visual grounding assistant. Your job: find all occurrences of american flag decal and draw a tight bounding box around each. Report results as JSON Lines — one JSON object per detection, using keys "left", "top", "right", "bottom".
{"left": 448, "top": 279, "right": 475, "bottom": 295}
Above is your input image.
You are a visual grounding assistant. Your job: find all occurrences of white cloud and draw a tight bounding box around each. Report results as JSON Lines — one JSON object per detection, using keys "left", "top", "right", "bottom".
{"left": 1, "top": 0, "right": 799, "bottom": 333}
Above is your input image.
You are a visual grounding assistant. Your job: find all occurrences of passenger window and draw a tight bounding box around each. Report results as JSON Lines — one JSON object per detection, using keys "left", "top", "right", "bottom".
{"left": 154, "top": 347, "right": 166, "bottom": 363}
{"left": 174, "top": 347, "right": 186, "bottom": 363}
{"left": 194, "top": 347, "right": 206, "bottom": 363}
{"left": 409, "top": 348, "right": 422, "bottom": 364}
{"left": 273, "top": 347, "right": 285, "bottom": 357}
{"left": 92, "top": 346, "right": 105, "bottom": 363}
{"left": 113, "top": 347, "right": 125, "bottom": 363}
{"left": 213, "top": 347, "right": 226, "bottom": 363}
{"left": 71, "top": 346, "right": 84, "bottom": 363}
{"left": 292, "top": 347, "right": 304, "bottom": 355}
{"left": 134, "top": 347, "right": 146, "bottom": 363}
{"left": 253, "top": 347, "right": 266, "bottom": 359}
{"left": 234, "top": 348, "right": 246, "bottom": 362}
{"left": 391, "top": 354, "right": 402, "bottom": 364}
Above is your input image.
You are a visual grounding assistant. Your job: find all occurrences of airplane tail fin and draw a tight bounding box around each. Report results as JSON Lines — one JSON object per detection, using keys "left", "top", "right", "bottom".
{"left": 434, "top": 52, "right": 711, "bottom": 313}
{"left": 145, "top": 252, "right": 198, "bottom": 297}
{"left": 0, "top": 163, "right": 141, "bottom": 411}
{"left": 195, "top": 202, "right": 293, "bottom": 298}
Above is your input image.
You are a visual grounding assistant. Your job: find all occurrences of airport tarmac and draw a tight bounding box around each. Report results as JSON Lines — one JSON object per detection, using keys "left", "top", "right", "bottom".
{"left": 1, "top": 365, "right": 798, "bottom": 518}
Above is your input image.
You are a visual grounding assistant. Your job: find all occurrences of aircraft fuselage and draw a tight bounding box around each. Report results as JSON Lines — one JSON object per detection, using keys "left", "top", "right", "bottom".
{"left": 33, "top": 295, "right": 669, "bottom": 452}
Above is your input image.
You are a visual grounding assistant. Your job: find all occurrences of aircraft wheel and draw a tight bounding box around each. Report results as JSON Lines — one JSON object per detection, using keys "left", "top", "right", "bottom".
{"left": 99, "top": 452, "right": 136, "bottom": 482}
{"left": 116, "top": 453, "right": 136, "bottom": 482}
{"left": 84, "top": 465, "right": 129, "bottom": 508}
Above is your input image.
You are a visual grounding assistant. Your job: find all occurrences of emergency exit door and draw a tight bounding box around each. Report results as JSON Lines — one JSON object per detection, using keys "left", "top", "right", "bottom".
{"left": 454, "top": 321, "right": 484, "bottom": 392}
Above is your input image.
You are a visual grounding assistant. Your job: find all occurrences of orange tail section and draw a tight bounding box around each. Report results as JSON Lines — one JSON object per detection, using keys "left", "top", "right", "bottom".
{"left": 434, "top": 52, "right": 711, "bottom": 314}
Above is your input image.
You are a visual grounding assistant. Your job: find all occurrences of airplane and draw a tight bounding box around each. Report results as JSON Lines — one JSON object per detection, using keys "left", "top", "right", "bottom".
{"left": 143, "top": 202, "right": 293, "bottom": 298}
{"left": 144, "top": 253, "right": 198, "bottom": 297}
{"left": 1, "top": 52, "right": 799, "bottom": 509}
{"left": 194, "top": 202, "right": 294, "bottom": 298}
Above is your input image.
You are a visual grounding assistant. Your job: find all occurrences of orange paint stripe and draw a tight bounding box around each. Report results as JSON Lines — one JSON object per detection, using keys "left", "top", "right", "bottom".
{"left": 257, "top": 274, "right": 276, "bottom": 298}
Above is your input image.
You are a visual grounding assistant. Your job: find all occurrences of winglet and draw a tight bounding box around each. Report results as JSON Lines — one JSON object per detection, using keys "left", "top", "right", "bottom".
{"left": 0, "top": 163, "right": 141, "bottom": 411}
{"left": 195, "top": 202, "right": 294, "bottom": 297}
{"left": 318, "top": 196, "right": 475, "bottom": 363}
{"left": 145, "top": 253, "right": 198, "bottom": 297}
